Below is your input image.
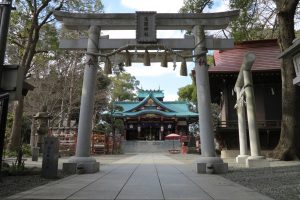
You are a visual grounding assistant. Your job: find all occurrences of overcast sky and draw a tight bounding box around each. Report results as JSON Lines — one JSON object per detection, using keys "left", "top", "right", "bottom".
{"left": 101, "top": 0, "right": 229, "bottom": 100}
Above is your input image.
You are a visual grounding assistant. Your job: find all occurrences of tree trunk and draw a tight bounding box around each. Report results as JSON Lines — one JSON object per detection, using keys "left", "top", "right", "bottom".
{"left": 272, "top": 0, "right": 300, "bottom": 160}
{"left": 7, "top": 97, "right": 24, "bottom": 152}
{"left": 7, "top": 1, "right": 64, "bottom": 153}
{"left": 67, "top": 64, "right": 75, "bottom": 128}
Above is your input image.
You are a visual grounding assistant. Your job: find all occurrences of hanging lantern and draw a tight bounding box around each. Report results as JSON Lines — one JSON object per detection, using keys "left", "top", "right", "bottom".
{"left": 137, "top": 125, "right": 141, "bottom": 133}
{"left": 144, "top": 49, "right": 150, "bottom": 66}
{"left": 180, "top": 59, "right": 187, "bottom": 76}
{"left": 161, "top": 51, "right": 168, "bottom": 68}
{"left": 104, "top": 57, "right": 112, "bottom": 75}
{"left": 125, "top": 50, "right": 131, "bottom": 66}
{"left": 160, "top": 125, "right": 164, "bottom": 132}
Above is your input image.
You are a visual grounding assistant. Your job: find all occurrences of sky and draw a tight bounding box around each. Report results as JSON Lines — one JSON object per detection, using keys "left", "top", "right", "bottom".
{"left": 101, "top": 0, "right": 229, "bottom": 101}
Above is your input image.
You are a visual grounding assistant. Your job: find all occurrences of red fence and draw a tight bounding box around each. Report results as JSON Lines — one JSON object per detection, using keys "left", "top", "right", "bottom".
{"left": 50, "top": 128, "right": 122, "bottom": 156}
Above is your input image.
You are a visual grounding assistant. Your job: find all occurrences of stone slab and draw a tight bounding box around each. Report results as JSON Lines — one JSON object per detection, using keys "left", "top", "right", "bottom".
{"left": 31, "top": 147, "right": 39, "bottom": 161}
{"left": 246, "top": 158, "right": 270, "bottom": 168}
{"left": 236, "top": 155, "right": 249, "bottom": 164}
{"left": 197, "top": 162, "right": 228, "bottom": 174}
{"left": 80, "top": 161, "right": 100, "bottom": 173}
{"left": 63, "top": 162, "right": 77, "bottom": 175}
{"left": 213, "top": 162, "right": 228, "bottom": 174}
{"left": 7, "top": 154, "right": 274, "bottom": 200}
{"left": 41, "top": 137, "right": 59, "bottom": 179}
{"left": 196, "top": 163, "right": 207, "bottom": 174}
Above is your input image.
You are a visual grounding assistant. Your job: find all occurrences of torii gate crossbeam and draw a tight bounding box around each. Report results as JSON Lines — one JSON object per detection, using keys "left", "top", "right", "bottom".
{"left": 54, "top": 10, "right": 239, "bottom": 174}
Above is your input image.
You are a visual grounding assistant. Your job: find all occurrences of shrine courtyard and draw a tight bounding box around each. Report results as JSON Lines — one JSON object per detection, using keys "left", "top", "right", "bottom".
{"left": 7, "top": 153, "right": 298, "bottom": 200}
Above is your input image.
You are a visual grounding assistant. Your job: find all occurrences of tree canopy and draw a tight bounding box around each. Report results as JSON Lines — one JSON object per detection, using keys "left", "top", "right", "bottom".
{"left": 6, "top": 0, "right": 105, "bottom": 151}
{"left": 109, "top": 72, "right": 140, "bottom": 102}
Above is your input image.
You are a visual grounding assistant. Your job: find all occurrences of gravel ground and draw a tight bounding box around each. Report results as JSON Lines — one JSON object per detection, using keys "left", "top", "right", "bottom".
{"left": 167, "top": 153, "right": 300, "bottom": 200}
{"left": 0, "top": 170, "right": 66, "bottom": 198}
{"left": 222, "top": 165, "right": 300, "bottom": 200}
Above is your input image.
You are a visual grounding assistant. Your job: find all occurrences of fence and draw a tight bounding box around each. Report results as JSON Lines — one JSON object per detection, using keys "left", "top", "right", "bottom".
{"left": 49, "top": 128, "right": 122, "bottom": 155}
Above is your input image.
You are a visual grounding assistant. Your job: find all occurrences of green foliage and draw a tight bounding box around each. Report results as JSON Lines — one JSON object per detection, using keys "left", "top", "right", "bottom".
{"left": 21, "top": 144, "right": 32, "bottom": 156}
{"left": 63, "top": 0, "right": 104, "bottom": 13}
{"left": 5, "top": 144, "right": 32, "bottom": 157}
{"left": 178, "top": 84, "right": 197, "bottom": 103}
{"left": 4, "top": 113, "right": 31, "bottom": 153}
{"left": 110, "top": 72, "right": 140, "bottom": 101}
{"left": 229, "top": 0, "right": 278, "bottom": 41}
{"left": 7, "top": 160, "right": 25, "bottom": 176}
{"left": 114, "top": 119, "right": 125, "bottom": 131}
{"left": 5, "top": 113, "right": 14, "bottom": 148}
{"left": 206, "top": 55, "right": 214, "bottom": 66}
{"left": 179, "top": 0, "right": 213, "bottom": 13}
{"left": 94, "top": 71, "right": 112, "bottom": 117}
{"left": 211, "top": 103, "right": 221, "bottom": 131}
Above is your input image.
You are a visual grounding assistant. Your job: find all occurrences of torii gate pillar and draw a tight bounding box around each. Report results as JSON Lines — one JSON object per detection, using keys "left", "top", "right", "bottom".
{"left": 53, "top": 10, "right": 239, "bottom": 174}
{"left": 193, "top": 25, "right": 228, "bottom": 174}
{"left": 68, "top": 26, "right": 100, "bottom": 173}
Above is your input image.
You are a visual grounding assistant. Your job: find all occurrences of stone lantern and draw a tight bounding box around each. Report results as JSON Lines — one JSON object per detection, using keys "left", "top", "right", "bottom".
{"left": 279, "top": 37, "right": 300, "bottom": 86}
{"left": 33, "top": 105, "right": 50, "bottom": 153}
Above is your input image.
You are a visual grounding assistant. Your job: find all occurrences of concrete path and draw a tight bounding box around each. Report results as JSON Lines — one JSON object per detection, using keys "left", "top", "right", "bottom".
{"left": 7, "top": 154, "right": 273, "bottom": 200}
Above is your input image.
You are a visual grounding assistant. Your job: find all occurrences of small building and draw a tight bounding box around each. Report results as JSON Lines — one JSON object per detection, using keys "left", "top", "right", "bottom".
{"left": 209, "top": 39, "right": 282, "bottom": 150}
{"left": 113, "top": 89, "right": 198, "bottom": 141}
{"left": 278, "top": 37, "right": 300, "bottom": 86}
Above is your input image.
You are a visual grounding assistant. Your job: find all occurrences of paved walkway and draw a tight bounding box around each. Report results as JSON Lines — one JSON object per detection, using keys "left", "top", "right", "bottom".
{"left": 7, "top": 154, "right": 273, "bottom": 200}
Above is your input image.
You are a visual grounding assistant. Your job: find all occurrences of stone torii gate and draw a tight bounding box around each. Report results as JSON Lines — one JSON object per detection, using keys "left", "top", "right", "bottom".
{"left": 54, "top": 10, "right": 239, "bottom": 173}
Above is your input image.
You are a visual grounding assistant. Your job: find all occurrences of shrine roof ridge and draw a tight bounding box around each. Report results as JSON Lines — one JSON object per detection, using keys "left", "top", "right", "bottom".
{"left": 113, "top": 109, "right": 198, "bottom": 118}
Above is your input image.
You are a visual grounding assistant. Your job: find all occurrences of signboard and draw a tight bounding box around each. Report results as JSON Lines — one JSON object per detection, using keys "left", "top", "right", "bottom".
{"left": 136, "top": 11, "right": 157, "bottom": 43}
{"left": 1, "top": 64, "right": 23, "bottom": 101}
{"left": 42, "top": 137, "right": 59, "bottom": 178}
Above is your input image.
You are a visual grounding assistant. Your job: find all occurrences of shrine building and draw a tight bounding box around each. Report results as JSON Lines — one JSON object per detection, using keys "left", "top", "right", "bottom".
{"left": 208, "top": 39, "right": 283, "bottom": 150}
{"left": 113, "top": 89, "right": 198, "bottom": 141}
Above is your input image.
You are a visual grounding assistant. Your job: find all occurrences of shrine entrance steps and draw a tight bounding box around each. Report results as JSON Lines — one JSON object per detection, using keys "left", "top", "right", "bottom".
{"left": 122, "top": 140, "right": 181, "bottom": 153}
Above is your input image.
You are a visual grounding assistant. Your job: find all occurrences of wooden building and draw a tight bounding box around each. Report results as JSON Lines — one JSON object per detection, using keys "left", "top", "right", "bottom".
{"left": 209, "top": 39, "right": 282, "bottom": 150}
{"left": 113, "top": 89, "right": 198, "bottom": 141}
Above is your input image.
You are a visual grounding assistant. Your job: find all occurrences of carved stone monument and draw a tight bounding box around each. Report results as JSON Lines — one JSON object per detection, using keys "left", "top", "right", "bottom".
{"left": 42, "top": 137, "right": 59, "bottom": 179}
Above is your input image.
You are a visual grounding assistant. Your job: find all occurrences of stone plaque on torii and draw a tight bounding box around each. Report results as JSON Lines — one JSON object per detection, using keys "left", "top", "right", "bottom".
{"left": 54, "top": 10, "right": 239, "bottom": 174}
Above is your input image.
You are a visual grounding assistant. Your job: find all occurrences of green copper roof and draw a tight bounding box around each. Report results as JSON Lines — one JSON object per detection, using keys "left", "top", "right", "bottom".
{"left": 138, "top": 89, "right": 164, "bottom": 99}
{"left": 113, "top": 90, "right": 198, "bottom": 118}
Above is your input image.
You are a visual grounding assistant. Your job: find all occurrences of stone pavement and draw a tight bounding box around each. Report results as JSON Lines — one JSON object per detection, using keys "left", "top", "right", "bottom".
{"left": 7, "top": 154, "right": 273, "bottom": 200}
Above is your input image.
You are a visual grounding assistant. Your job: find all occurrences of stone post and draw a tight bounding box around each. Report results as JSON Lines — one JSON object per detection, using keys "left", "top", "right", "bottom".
{"left": 235, "top": 87, "right": 249, "bottom": 163}
{"left": 243, "top": 69, "right": 269, "bottom": 167}
{"left": 68, "top": 26, "right": 100, "bottom": 173}
{"left": 234, "top": 52, "right": 268, "bottom": 167}
{"left": 193, "top": 25, "right": 227, "bottom": 174}
{"left": 243, "top": 70, "right": 262, "bottom": 157}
